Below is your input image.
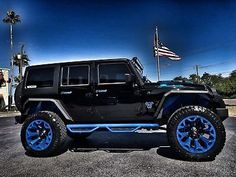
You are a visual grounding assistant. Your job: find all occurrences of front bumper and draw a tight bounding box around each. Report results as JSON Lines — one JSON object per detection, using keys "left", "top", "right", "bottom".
{"left": 216, "top": 108, "right": 228, "bottom": 121}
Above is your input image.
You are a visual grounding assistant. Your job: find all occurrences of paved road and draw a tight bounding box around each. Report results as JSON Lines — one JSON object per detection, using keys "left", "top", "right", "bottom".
{"left": 0, "top": 117, "right": 235, "bottom": 177}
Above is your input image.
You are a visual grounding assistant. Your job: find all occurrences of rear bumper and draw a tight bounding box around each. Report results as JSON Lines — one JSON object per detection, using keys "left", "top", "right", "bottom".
{"left": 216, "top": 108, "right": 228, "bottom": 121}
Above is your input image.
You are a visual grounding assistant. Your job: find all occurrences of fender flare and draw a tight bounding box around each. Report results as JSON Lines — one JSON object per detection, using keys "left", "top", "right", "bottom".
{"left": 23, "top": 98, "right": 73, "bottom": 121}
{"left": 154, "top": 90, "right": 211, "bottom": 118}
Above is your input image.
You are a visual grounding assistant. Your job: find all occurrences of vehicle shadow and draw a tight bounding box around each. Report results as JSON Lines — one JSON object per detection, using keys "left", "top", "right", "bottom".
{"left": 68, "top": 131, "right": 183, "bottom": 161}
{"left": 70, "top": 131, "right": 169, "bottom": 152}
{"left": 25, "top": 131, "right": 215, "bottom": 161}
{"left": 26, "top": 131, "right": 175, "bottom": 157}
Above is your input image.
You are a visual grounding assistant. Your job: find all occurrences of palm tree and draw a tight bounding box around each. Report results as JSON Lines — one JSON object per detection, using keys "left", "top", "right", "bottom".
{"left": 13, "top": 45, "right": 30, "bottom": 82}
{"left": 3, "top": 10, "right": 21, "bottom": 50}
{"left": 3, "top": 10, "right": 21, "bottom": 110}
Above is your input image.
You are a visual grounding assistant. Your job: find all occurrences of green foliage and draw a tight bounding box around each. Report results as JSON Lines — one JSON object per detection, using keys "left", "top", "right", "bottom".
{"left": 13, "top": 52, "right": 30, "bottom": 83}
{"left": 173, "top": 70, "right": 236, "bottom": 98}
{"left": 189, "top": 74, "right": 200, "bottom": 84}
{"left": 14, "top": 75, "right": 21, "bottom": 83}
{"left": 173, "top": 76, "right": 188, "bottom": 82}
{"left": 3, "top": 11, "right": 21, "bottom": 24}
{"left": 201, "top": 70, "right": 236, "bottom": 98}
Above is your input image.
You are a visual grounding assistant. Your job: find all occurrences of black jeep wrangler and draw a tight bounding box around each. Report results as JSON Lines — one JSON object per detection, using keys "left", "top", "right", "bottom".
{"left": 15, "top": 58, "right": 228, "bottom": 160}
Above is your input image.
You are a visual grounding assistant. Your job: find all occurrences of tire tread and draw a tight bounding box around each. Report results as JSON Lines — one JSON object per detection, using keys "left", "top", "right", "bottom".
{"left": 21, "top": 111, "right": 67, "bottom": 157}
{"left": 167, "top": 105, "right": 226, "bottom": 161}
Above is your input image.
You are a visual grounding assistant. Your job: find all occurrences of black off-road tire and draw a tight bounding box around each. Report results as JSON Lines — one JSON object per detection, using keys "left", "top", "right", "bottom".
{"left": 21, "top": 111, "right": 67, "bottom": 157}
{"left": 167, "top": 106, "right": 226, "bottom": 161}
{"left": 14, "top": 81, "right": 23, "bottom": 112}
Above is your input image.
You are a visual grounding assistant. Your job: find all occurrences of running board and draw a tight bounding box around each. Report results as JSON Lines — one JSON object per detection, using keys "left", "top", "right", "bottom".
{"left": 66, "top": 123, "right": 159, "bottom": 133}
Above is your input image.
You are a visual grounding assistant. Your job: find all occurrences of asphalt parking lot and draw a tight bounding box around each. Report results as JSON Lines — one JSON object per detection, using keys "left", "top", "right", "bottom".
{"left": 0, "top": 116, "right": 235, "bottom": 177}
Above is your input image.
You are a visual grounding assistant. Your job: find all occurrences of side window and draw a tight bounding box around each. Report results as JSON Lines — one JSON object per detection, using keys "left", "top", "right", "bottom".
{"left": 62, "top": 67, "right": 68, "bottom": 85}
{"left": 61, "top": 65, "right": 89, "bottom": 86}
{"left": 98, "top": 63, "right": 130, "bottom": 84}
{"left": 26, "top": 67, "right": 54, "bottom": 88}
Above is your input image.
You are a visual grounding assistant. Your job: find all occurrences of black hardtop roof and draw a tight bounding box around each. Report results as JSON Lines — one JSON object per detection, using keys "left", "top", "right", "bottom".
{"left": 28, "top": 58, "right": 130, "bottom": 68}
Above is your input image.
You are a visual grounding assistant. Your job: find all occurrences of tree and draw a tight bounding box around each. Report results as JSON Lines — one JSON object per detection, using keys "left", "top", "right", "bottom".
{"left": 229, "top": 70, "right": 236, "bottom": 96}
{"left": 216, "top": 78, "right": 234, "bottom": 97}
{"left": 3, "top": 10, "right": 21, "bottom": 109}
{"left": 173, "top": 76, "right": 188, "bottom": 82}
{"left": 201, "top": 72, "right": 212, "bottom": 86}
{"left": 189, "top": 74, "right": 200, "bottom": 84}
{"left": 173, "top": 70, "right": 236, "bottom": 98}
{"left": 230, "top": 70, "right": 236, "bottom": 78}
{"left": 13, "top": 45, "right": 30, "bottom": 82}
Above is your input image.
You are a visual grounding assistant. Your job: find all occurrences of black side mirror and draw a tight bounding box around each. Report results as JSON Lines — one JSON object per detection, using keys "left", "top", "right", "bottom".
{"left": 125, "top": 73, "right": 134, "bottom": 83}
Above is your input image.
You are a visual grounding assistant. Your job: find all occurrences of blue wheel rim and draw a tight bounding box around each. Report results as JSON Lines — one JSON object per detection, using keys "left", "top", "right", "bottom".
{"left": 25, "top": 119, "right": 53, "bottom": 151}
{"left": 176, "top": 115, "right": 216, "bottom": 153}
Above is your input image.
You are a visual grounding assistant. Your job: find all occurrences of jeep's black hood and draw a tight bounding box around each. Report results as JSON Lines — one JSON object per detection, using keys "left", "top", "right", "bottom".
{"left": 143, "top": 80, "right": 207, "bottom": 91}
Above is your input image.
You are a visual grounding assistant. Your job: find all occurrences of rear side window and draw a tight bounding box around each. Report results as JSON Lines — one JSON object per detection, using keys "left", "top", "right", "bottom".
{"left": 26, "top": 67, "right": 54, "bottom": 88}
{"left": 98, "top": 63, "right": 130, "bottom": 84}
{"left": 61, "top": 65, "right": 89, "bottom": 86}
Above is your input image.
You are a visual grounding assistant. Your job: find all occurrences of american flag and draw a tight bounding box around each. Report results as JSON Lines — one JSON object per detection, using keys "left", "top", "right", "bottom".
{"left": 153, "top": 30, "right": 181, "bottom": 60}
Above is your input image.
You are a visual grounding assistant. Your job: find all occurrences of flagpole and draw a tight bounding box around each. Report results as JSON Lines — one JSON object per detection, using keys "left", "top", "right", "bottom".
{"left": 156, "top": 27, "right": 160, "bottom": 81}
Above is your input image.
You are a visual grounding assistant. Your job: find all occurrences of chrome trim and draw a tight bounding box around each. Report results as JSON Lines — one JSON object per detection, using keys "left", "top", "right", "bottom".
{"left": 98, "top": 82, "right": 126, "bottom": 85}
{"left": 60, "top": 91, "right": 72, "bottom": 95}
{"left": 24, "top": 69, "right": 29, "bottom": 89}
{"left": 60, "top": 83, "right": 90, "bottom": 87}
{"left": 60, "top": 65, "right": 90, "bottom": 87}
{"left": 154, "top": 90, "right": 210, "bottom": 118}
{"left": 97, "top": 62, "right": 131, "bottom": 85}
{"left": 25, "top": 98, "right": 73, "bottom": 121}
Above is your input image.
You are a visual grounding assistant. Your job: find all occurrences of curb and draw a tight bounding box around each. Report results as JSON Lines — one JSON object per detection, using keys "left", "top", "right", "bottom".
{"left": 0, "top": 112, "right": 21, "bottom": 118}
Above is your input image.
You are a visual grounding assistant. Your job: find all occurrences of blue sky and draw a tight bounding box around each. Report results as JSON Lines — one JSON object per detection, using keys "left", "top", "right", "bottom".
{"left": 0, "top": 0, "right": 236, "bottom": 81}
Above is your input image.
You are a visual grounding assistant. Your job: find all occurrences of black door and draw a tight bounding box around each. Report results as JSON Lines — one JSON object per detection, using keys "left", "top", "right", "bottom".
{"left": 94, "top": 62, "right": 153, "bottom": 123}
{"left": 59, "top": 64, "right": 96, "bottom": 122}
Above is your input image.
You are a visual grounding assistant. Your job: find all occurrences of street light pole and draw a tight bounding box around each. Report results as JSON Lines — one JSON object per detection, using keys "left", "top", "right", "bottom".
{"left": 3, "top": 10, "right": 21, "bottom": 110}
{"left": 17, "top": 45, "right": 25, "bottom": 81}
{"left": 9, "top": 24, "right": 14, "bottom": 110}
{"left": 154, "top": 27, "right": 161, "bottom": 81}
{"left": 195, "top": 65, "right": 199, "bottom": 84}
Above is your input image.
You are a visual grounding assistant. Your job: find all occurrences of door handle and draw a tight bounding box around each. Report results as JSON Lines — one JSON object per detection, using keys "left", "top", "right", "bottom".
{"left": 60, "top": 91, "right": 72, "bottom": 95}
{"left": 85, "top": 92, "right": 93, "bottom": 98}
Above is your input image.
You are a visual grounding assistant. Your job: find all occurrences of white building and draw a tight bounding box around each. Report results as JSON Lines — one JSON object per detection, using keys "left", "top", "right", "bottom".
{"left": 0, "top": 68, "right": 9, "bottom": 109}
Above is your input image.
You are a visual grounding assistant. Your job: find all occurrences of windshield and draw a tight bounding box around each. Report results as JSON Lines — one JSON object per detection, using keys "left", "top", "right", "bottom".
{"left": 130, "top": 58, "right": 151, "bottom": 83}
{"left": 130, "top": 58, "right": 143, "bottom": 76}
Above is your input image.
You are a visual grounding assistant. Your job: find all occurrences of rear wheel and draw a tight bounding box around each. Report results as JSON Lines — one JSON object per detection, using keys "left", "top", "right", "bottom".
{"left": 167, "top": 106, "right": 226, "bottom": 161}
{"left": 14, "top": 81, "right": 23, "bottom": 112}
{"left": 21, "top": 111, "right": 67, "bottom": 156}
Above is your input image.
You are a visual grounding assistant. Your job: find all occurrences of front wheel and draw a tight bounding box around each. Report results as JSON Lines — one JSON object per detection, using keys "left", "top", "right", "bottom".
{"left": 21, "top": 111, "right": 67, "bottom": 156}
{"left": 167, "top": 106, "right": 226, "bottom": 161}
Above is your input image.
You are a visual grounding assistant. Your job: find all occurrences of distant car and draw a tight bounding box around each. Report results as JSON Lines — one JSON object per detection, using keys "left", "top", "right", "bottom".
{"left": 15, "top": 58, "right": 228, "bottom": 160}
